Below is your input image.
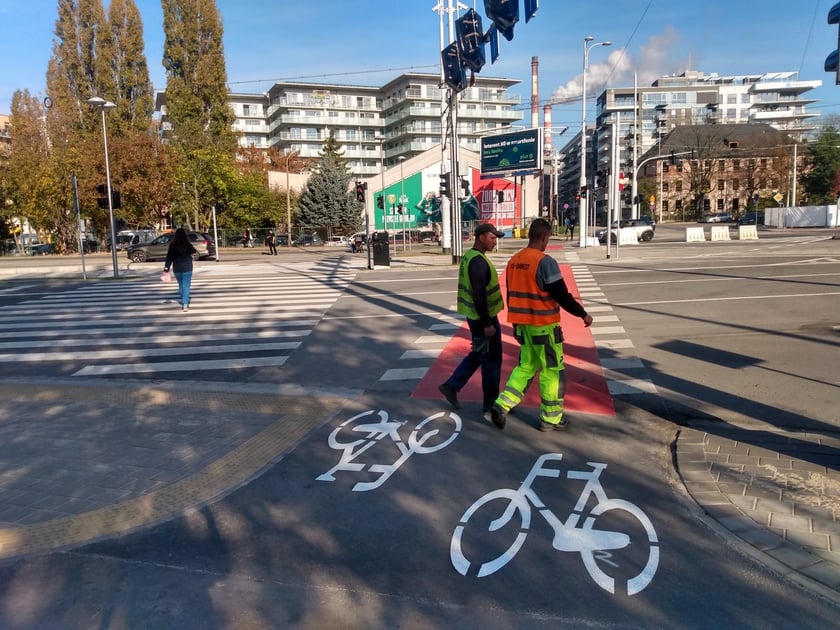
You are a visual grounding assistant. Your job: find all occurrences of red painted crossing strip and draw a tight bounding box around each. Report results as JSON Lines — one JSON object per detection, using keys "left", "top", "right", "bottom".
{"left": 412, "top": 260, "right": 615, "bottom": 417}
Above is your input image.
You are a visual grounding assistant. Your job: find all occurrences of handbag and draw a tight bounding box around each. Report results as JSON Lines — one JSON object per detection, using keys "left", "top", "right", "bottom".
{"left": 160, "top": 270, "right": 172, "bottom": 283}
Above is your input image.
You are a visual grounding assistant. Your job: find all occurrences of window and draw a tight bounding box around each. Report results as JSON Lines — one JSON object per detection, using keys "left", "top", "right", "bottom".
{"left": 733, "top": 179, "right": 740, "bottom": 190}
{"left": 717, "top": 199, "right": 724, "bottom": 210}
{"left": 675, "top": 199, "right": 683, "bottom": 210}
{"left": 662, "top": 161, "right": 669, "bottom": 173}
{"left": 733, "top": 159, "right": 740, "bottom": 169}
{"left": 718, "top": 160, "right": 725, "bottom": 169}
{"left": 662, "top": 182, "right": 670, "bottom": 193}
{"left": 675, "top": 181, "right": 683, "bottom": 193}
{"left": 760, "top": 158, "right": 768, "bottom": 168}
{"left": 243, "top": 104, "right": 250, "bottom": 116}
{"left": 663, "top": 200, "right": 670, "bottom": 212}
{"left": 703, "top": 198, "right": 711, "bottom": 212}
{"left": 717, "top": 179, "right": 725, "bottom": 191}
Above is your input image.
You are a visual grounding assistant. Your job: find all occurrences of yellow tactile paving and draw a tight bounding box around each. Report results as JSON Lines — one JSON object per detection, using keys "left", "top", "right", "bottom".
{"left": 0, "top": 381, "right": 356, "bottom": 560}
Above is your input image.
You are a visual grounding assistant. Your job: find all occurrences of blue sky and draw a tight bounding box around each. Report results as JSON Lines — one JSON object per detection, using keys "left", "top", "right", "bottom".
{"left": 1, "top": 0, "right": 838, "bottom": 132}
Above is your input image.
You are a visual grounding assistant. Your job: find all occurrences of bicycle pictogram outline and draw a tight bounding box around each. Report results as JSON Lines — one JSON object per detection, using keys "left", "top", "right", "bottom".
{"left": 450, "top": 453, "right": 659, "bottom": 595}
{"left": 317, "top": 409, "right": 462, "bottom": 492}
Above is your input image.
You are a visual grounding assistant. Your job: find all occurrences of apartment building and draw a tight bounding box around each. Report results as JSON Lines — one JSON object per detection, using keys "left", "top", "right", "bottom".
{"left": 155, "top": 72, "right": 523, "bottom": 178}
{"left": 552, "top": 70, "right": 821, "bottom": 221}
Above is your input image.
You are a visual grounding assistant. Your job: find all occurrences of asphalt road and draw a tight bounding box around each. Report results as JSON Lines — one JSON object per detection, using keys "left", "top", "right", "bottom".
{"left": 0, "top": 230, "right": 837, "bottom": 627}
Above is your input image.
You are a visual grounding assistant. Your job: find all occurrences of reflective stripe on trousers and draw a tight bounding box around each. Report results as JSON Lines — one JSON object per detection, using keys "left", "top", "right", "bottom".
{"left": 496, "top": 323, "right": 566, "bottom": 424}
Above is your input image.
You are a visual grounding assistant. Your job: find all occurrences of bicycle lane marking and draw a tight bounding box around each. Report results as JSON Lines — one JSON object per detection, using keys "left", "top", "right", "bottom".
{"left": 412, "top": 264, "right": 615, "bottom": 416}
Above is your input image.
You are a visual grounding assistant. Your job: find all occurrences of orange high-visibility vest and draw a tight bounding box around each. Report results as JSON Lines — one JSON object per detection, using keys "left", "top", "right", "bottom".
{"left": 505, "top": 247, "right": 561, "bottom": 326}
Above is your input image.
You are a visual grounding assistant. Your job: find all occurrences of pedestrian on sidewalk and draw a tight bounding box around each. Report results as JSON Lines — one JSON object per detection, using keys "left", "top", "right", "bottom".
{"left": 567, "top": 214, "right": 576, "bottom": 241}
{"left": 164, "top": 227, "right": 197, "bottom": 312}
{"left": 489, "top": 218, "right": 593, "bottom": 432}
{"left": 266, "top": 230, "right": 278, "bottom": 255}
{"left": 439, "top": 223, "right": 505, "bottom": 418}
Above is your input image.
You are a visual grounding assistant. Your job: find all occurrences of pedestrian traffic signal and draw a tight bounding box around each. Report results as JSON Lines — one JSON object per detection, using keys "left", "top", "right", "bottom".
{"left": 439, "top": 173, "right": 451, "bottom": 197}
{"left": 580, "top": 185, "right": 587, "bottom": 198}
{"left": 396, "top": 203, "right": 403, "bottom": 214}
{"left": 460, "top": 176, "right": 471, "bottom": 197}
{"left": 377, "top": 195, "right": 384, "bottom": 209}
{"left": 456, "top": 8, "right": 486, "bottom": 73}
{"left": 111, "top": 190, "right": 121, "bottom": 209}
{"left": 355, "top": 181, "right": 366, "bottom": 203}
{"left": 595, "top": 171, "right": 604, "bottom": 188}
{"left": 95, "top": 184, "right": 108, "bottom": 209}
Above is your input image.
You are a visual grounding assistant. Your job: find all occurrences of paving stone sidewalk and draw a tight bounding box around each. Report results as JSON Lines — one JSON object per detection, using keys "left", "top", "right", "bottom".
{"left": 676, "top": 423, "right": 840, "bottom": 599}
{"left": 0, "top": 378, "right": 360, "bottom": 561}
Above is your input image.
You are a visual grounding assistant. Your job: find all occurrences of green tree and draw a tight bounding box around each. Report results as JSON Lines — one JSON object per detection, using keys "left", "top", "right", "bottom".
{"left": 162, "top": 0, "right": 237, "bottom": 230}
{"left": 800, "top": 126, "right": 840, "bottom": 204}
{"left": 298, "top": 134, "right": 361, "bottom": 233}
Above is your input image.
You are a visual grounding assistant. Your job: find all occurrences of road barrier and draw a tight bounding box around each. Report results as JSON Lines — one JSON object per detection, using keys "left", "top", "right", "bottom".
{"left": 618, "top": 228, "right": 639, "bottom": 245}
{"left": 738, "top": 225, "right": 759, "bottom": 240}
{"left": 685, "top": 227, "right": 707, "bottom": 242}
{"left": 710, "top": 225, "right": 731, "bottom": 241}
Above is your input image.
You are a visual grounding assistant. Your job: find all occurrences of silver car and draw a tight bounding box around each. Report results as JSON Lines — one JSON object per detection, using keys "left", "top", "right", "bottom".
{"left": 126, "top": 231, "right": 216, "bottom": 262}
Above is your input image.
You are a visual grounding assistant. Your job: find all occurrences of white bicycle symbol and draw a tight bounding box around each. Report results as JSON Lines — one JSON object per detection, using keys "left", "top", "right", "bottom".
{"left": 450, "top": 453, "right": 659, "bottom": 595}
{"left": 317, "top": 409, "right": 462, "bottom": 492}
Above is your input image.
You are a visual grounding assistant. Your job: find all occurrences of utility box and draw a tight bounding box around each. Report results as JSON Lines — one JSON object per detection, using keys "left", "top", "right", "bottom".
{"left": 372, "top": 231, "right": 390, "bottom": 269}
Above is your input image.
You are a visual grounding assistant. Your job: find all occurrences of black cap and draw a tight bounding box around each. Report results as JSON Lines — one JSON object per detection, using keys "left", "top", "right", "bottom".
{"left": 474, "top": 223, "right": 504, "bottom": 237}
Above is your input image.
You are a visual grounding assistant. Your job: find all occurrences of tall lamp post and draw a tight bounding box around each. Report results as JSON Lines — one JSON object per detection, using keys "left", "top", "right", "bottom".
{"left": 579, "top": 36, "right": 611, "bottom": 248}
{"left": 398, "top": 156, "right": 407, "bottom": 251}
{"left": 87, "top": 96, "right": 119, "bottom": 278}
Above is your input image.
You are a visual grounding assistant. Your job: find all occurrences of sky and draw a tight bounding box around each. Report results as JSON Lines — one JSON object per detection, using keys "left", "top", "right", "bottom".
{"left": 1, "top": 0, "right": 839, "bottom": 134}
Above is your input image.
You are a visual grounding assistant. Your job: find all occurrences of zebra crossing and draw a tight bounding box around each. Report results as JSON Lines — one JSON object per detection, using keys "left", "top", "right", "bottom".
{"left": 397, "top": 250, "right": 658, "bottom": 404}
{"left": 0, "top": 260, "right": 356, "bottom": 378}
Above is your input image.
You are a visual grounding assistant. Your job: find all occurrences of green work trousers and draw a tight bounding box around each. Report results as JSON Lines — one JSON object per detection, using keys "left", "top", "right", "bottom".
{"left": 495, "top": 323, "right": 566, "bottom": 425}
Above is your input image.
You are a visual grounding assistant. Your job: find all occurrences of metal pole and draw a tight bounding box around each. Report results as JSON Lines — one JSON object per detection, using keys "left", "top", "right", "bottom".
{"left": 211, "top": 204, "right": 220, "bottom": 262}
{"left": 72, "top": 174, "right": 87, "bottom": 280}
{"left": 579, "top": 37, "right": 591, "bottom": 248}
{"left": 631, "top": 72, "right": 639, "bottom": 219}
{"left": 100, "top": 107, "right": 119, "bottom": 279}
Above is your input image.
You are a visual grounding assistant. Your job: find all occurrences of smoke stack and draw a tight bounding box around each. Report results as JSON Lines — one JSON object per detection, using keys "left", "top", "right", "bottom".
{"left": 543, "top": 104, "right": 552, "bottom": 155}
{"left": 531, "top": 56, "right": 539, "bottom": 128}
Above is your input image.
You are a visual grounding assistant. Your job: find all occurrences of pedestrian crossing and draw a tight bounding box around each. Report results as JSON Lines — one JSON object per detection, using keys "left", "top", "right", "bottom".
{"left": 405, "top": 250, "right": 658, "bottom": 406}
{"left": 0, "top": 261, "right": 356, "bottom": 377}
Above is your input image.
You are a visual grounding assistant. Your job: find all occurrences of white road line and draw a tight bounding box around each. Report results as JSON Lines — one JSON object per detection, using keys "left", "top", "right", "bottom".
{"left": 74, "top": 355, "right": 290, "bottom": 376}
{"left": 0, "top": 342, "right": 301, "bottom": 362}
{"left": 590, "top": 326, "right": 627, "bottom": 335}
{"left": 401, "top": 348, "right": 444, "bottom": 360}
{"left": 608, "top": 379, "right": 658, "bottom": 395}
{"left": 381, "top": 367, "right": 429, "bottom": 380}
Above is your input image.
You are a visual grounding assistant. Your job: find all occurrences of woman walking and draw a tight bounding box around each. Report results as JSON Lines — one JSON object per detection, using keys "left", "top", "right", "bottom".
{"left": 266, "top": 229, "right": 278, "bottom": 255}
{"left": 163, "top": 228, "right": 197, "bottom": 312}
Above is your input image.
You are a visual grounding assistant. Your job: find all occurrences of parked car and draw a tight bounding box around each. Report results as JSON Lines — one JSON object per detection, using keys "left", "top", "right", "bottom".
{"left": 701, "top": 212, "right": 734, "bottom": 223}
{"left": 28, "top": 243, "right": 54, "bottom": 255}
{"left": 595, "top": 219, "right": 655, "bottom": 244}
{"left": 295, "top": 234, "right": 324, "bottom": 246}
{"left": 325, "top": 236, "right": 349, "bottom": 247}
{"left": 738, "top": 211, "right": 765, "bottom": 225}
{"left": 126, "top": 231, "right": 216, "bottom": 262}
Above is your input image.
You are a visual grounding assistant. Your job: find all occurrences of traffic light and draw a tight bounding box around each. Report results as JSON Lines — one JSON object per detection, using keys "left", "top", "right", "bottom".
{"left": 377, "top": 195, "right": 384, "bottom": 209}
{"left": 575, "top": 193, "right": 581, "bottom": 202}
{"left": 441, "top": 41, "right": 467, "bottom": 92}
{"left": 111, "top": 190, "right": 121, "bottom": 209}
{"left": 396, "top": 203, "right": 403, "bottom": 214}
{"left": 580, "top": 185, "right": 587, "bottom": 198}
{"left": 485, "top": 0, "right": 519, "bottom": 42}
{"left": 595, "top": 171, "right": 604, "bottom": 188}
{"left": 827, "top": 3, "right": 840, "bottom": 84}
{"left": 456, "top": 8, "right": 486, "bottom": 73}
{"left": 355, "top": 181, "right": 366, "bottom": 203}
{"left": 460, "top": 176, "right": 471, "bottom": 197}
{"left": 95, "top": 184, "right": 108, "bottom": 209}
{"left": 439, "top": 173, "right": 451, "bottom": 197}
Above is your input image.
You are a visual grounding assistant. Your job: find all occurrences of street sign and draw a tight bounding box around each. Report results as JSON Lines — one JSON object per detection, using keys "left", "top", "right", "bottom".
{"left": 773, "top": 193, "right": 783, "bottom": 203}
{"left": 387, "top": 194, "right": 396, "bottom": 204}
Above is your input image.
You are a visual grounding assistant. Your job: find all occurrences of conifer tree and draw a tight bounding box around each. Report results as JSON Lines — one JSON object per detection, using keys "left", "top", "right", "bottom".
{"left": 298, "top": 132, "right": 362, "bottom": 233}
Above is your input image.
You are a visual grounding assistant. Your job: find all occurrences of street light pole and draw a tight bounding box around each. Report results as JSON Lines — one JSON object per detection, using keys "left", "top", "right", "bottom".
{"left": 87, "top": 96, "right": 119, "bottom": 279}
{"left": 398, "top": 156, "right": 407, "bottom": 251}
{"left": 579, "top": 36, "right": 611, "bottom": 248}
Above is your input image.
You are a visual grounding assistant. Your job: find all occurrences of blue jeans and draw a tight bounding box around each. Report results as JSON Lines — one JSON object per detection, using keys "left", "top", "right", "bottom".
{"left": 174, "top": 270, "right": 192, "bottom": 307}
{"left": 444, "top": 315, "right": 502, "bottom": 411}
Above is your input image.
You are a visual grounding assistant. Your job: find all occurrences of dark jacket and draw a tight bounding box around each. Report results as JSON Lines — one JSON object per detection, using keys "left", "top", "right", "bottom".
{"left": 165, "top": 241, "right": 197, "bottom": 273}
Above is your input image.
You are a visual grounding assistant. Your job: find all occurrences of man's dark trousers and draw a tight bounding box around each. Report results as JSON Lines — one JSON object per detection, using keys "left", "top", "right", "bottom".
{"left": 444, "top": 315, "right": 503, "bottom": 411}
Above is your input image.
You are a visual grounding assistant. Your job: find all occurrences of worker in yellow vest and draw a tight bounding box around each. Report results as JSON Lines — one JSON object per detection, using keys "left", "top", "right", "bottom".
{"left": 439, "top": 223, "right": 505, "bottom": 418}
{"left": 489, "top": 218, "right": 593, "bottom": 432}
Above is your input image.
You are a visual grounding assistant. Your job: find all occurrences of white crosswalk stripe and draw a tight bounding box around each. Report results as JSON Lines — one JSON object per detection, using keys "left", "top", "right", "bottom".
{"left": 0, "top": 263, "right": 356, "bottom": 377}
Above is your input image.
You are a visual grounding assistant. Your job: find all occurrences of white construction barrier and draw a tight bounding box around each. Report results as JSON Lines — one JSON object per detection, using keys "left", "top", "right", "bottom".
{"left": 710, "top": 225, "right": 731, "bottom": 241}
{"left": 686, "top": 227, "right": 707, "bottom": 242}
{"left": 618, "top": 227, "right": 639, "bottom": 245}
{"left": 738, "top": 225, "right": 759, "bottom": 240}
